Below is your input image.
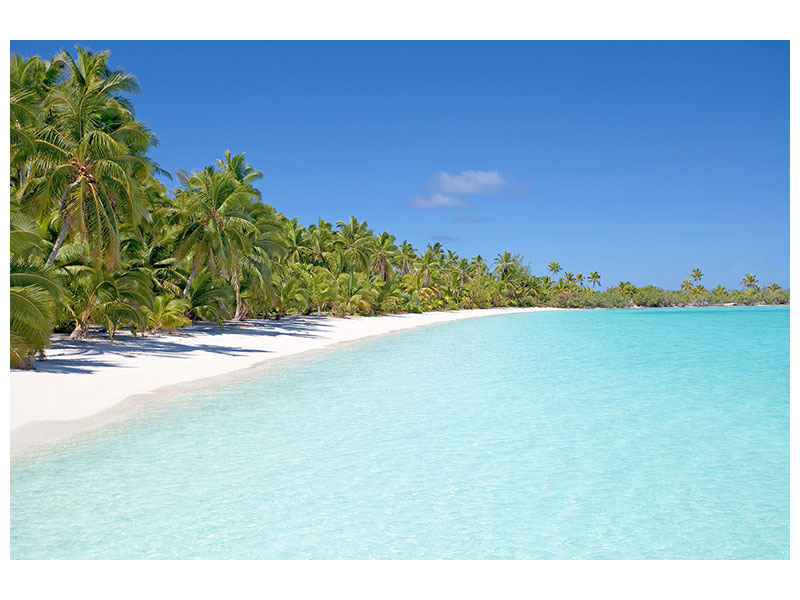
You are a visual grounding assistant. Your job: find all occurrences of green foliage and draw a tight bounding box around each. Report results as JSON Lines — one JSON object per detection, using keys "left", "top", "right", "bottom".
{"left": 144, "top": 295, "right": 191, "bottom": 333}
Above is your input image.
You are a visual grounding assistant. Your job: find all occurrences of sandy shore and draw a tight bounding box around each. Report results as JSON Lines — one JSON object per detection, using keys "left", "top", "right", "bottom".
{"left": 10, "top": 307, "right": 558, "bottom": 455}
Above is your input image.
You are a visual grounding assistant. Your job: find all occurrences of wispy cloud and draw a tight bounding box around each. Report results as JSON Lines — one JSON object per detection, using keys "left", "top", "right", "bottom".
{"left": 408, "top": 169, "right": 511, "bottom": 210}
{"left": 429, "top": 170, "right": 509, "bottom": 195}
{"left": 407, "top": 193, "right": 470, "bottom": 210}
{"left": 453, "top": 215, "right": 491, "bottom": 224}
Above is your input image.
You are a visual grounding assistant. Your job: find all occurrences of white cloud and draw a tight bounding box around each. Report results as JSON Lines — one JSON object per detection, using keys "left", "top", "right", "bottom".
{"left": 429, "top": 169, "right": 509, "bottom": 195}
{"left": 407, "top": 193, "right": 470, "bottom": 210}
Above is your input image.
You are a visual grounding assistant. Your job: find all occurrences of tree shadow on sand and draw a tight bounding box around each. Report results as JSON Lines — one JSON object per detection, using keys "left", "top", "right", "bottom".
{"left": 27, "top": 316, "right": 337, "bottom": 375}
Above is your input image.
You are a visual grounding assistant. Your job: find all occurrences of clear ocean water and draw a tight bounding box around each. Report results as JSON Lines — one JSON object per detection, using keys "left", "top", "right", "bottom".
{"left": 10, "top": 306, "right": 789, "bottom": 559}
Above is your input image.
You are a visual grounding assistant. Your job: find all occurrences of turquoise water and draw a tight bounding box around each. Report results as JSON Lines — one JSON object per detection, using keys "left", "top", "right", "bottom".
{"left": 11, "top": 307, "right": 789, "bottom": 559}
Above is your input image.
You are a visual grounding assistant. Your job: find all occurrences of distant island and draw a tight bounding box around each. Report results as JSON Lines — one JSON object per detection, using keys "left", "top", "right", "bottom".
{"left": 10, "top": 47, "right": 789, "bottom": 369}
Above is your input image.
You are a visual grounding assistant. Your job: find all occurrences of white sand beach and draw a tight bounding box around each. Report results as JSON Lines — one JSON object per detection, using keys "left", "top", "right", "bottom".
{"left": 10, "top": 307, "right": 558, "bottom": 455}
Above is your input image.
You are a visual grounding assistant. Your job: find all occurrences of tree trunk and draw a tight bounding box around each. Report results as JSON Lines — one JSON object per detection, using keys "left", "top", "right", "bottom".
{"left": 182, "top": 262, "right": 198, "bottom": 299}
{"left": 45, "top": 214, "right": 70, "bottom": 267}
{"left": 232, "top": 272, "right": 243, "bottom": 321}
{"left": 69, "top": 321, "right": 86, "bottom": 339}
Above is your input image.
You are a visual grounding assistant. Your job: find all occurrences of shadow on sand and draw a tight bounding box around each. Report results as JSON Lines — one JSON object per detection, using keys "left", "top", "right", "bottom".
{"left": 29, "top": 316, "right": 336, "bottom": 375}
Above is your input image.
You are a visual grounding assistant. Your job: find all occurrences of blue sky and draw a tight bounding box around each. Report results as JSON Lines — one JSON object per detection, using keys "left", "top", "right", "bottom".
{"left": 11, "top": 41, "right": 789, "bottom": 288}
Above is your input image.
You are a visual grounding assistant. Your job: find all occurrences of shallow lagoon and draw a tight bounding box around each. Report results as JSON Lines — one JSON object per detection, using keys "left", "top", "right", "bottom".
{"left": 11, "top": 306, "right": 789, "bottom": 559}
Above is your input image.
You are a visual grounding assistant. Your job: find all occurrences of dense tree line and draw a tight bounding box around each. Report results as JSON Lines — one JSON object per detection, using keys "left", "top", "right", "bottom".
{"left": 10, "top": 48, "right": 789, "bottom": 368}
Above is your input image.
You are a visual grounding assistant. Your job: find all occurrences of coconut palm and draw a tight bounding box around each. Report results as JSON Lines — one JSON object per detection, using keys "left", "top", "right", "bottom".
{"left": 335, "top": 216, "right": 374, "bottom": 272}
{"left": 548, "top": 261, "right": 562, "bottom": 279}
{"left": 690, "top": 268, "right": 704, "bottom": 283}
{"left": 10, "top": 261, "right": 64, "bottom": 368}
{"left": 334, "top": 272, "right": 373, "bottom": 314}
{"left": 173, "top": 166, "right": 257, "bottom": 299}
{"left": 144, "top": 295, "right": 191, "bottom": 333}
{"left": 588, "top": 271, "right": 601, "bottom": 290}
{"left": 741, "top": 273, "right": 759, "bottom": 290}
{"left": 64, "top": 265, "right": 153, "bottom": 339}
{"left": 396, "top": 241, "right": 417, "bottom": 275}
{"left": 371, "top": 231, "right": 397, "bottom": 281}
{"left": 680, "top": 279, "right": 694, "bottom": 294}
{"left": 413, "top": 248, "right": 441, "bottom": 302}
{"left": 23, "top": 48, "right": 162, "bottom": 268}
{"left": 305, "top": 219, "right": 334, "bottom": 267}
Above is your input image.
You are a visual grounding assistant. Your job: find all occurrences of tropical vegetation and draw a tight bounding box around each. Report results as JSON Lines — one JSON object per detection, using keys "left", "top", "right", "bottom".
{"left": 9, "top": 47, "right": 790, "bottom": 368}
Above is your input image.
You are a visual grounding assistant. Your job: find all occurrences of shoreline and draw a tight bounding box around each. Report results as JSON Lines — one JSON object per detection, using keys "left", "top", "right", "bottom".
{"left": 10, "top": 307, "right": 559, "bottom": 457}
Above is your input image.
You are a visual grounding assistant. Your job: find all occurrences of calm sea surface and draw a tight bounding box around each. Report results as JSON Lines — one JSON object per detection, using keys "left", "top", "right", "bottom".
{"left": 10, "top": 306, "right": 789, "bottom": 559}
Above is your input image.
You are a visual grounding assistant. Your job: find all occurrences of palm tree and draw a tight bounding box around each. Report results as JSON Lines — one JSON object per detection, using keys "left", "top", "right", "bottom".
{"left": 680, "top": 279, "right": 694, "bottom": 294}
{"left": 217, "top": 150, "right": 263, "bottom": 197}
{"left": 144, "top": 295, "right": 191, "bottom": 333}
{"left": 335, "top": 216, "right": 374, "bottom": 272}
{"left": 493, "top": 251, "right": 515, "bottom": 280}
{"left": 334, "top": 272, "right": 373, "bottom": 314}
{"left": 588, "top": 271, "right": 601, "bottom": 290}
{"left": 305, "top": 219, "right": 334, "bottom": 268}
{"left": 741, "top": 273, "right": 759, "bottom": 290}
{"left": 173, "top": 166, "right": 258, "bottom": 301}
{"left": 690, "top": 268, "right": 704, "bottom": 283}
{"left": 548, "top": 261, "right": 562, "bottom": 280}
{"left": 25, "top": 48, "right": 161, "bottom": 268}
{"left": 64, "top": 265, "right": 153, "bottom": 339}
{"left": 413, "top": 249, "right": 441, "bottom": 303}
{"left": 371, "top": 231, "right": 397, "bottom": 281}
{"left": 396, "top": 241, "right": 417, "bottom": 275}
{"left": 282, "top": 218, "right": 307, "bottom": 264}
{"left": 10, "top": 261, "right": 64, "bottom": 368}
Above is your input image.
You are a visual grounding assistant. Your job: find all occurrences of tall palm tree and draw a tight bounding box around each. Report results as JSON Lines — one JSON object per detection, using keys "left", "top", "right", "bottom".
{"left": 690, "top": 268, "right": 704, "bottom": 283}
{"left": 371, "top": 231, "right": 397, "bottom": 281}
{"left": 335, "top": 216, "right": 374, "bottom": 272}
{"left": 741, "top": 273, "right": 759, "bottom": 290}
{"left": 25, "top": 48, "right": 161, "bottom": 268}
{"left": 396, "top": 241, "right": 417, "bottom": 275}
{"left": 413, "top": 249, "right": 441, "bottom": 302}
{"left": 173, "top": 167, "right": 257, "bottom": 299}
{"left": 305, "top": 219, "right": 334, "bottom": 267}
{"left": 588, "top": 271, "right": 601, "bottom": 290}
{"left": 493, "top": 251, "right": 515, "bottom": 280}
{"left": 548, "top": 261, "right": 562, "bottom": 280}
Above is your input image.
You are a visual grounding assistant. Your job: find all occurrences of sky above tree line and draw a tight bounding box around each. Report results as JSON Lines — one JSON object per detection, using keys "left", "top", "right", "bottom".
{"left": 10, "top": 40, "right": 789, "bottom": 289}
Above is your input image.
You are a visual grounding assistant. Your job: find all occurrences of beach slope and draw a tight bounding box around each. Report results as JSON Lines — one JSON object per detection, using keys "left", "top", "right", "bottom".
{"left": 11, "top": 307, "right": 556, "bottom": 454}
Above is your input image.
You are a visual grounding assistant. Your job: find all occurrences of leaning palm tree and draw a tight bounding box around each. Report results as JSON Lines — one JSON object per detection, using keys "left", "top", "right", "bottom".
{"left": 28, "top": 47, "right": 161, "bottom": 268}
{"left": 741, "top": 273, "right": 759, "bottom": 290}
